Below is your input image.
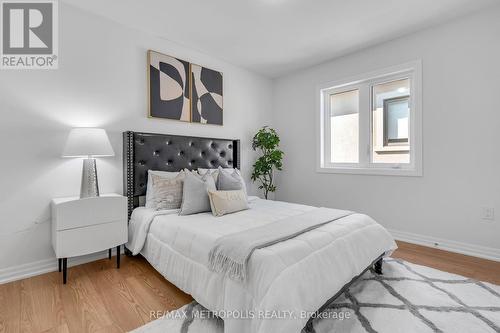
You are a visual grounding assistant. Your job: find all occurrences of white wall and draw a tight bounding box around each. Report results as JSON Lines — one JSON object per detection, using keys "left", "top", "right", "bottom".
{"left": 0, "top": 3, "right": 273, "bottom": 277}
{"left": 272, "top": 7, "right": 500, "bottom": 256}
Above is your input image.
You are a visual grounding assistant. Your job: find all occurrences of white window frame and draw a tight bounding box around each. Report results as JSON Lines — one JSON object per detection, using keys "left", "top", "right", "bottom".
{"left": 316, "top": 61, "right": 422, "bottom": 176}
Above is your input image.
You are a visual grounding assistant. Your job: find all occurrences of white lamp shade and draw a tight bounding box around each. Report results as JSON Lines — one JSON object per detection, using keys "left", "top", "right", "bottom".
{"left": 62, "top": 128, "right": 115, "bottom": 157}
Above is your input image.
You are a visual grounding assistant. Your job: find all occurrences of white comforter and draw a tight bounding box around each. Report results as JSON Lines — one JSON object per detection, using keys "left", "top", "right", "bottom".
{"left": 127, "top": 198, "right": 397, "bottom": 333}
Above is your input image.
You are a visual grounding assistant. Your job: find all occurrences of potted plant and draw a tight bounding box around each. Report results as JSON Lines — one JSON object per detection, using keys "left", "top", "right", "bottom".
{"left": 251, "top": 126, "right": 284, "bottom": 199}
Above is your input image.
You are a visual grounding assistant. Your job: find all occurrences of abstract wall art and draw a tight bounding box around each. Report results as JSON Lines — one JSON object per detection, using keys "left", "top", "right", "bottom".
{"left": 148, "top": 50, "right": 191, "bottom": 122}
{"left": 147, "top": 50, "right": 223, "bottom": 125}
{"left": 191, "top": 64, "right": 223, "bottom": 125}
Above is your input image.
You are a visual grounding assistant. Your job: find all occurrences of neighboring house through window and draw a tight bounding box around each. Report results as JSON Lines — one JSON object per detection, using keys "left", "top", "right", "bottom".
{"left": 317, "top": 61, "right": 422, "bottom": 176}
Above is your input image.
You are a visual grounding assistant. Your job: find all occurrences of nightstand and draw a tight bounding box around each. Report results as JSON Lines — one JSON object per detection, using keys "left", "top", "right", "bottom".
{"left": 51, "top": 194, "right": 128, "bottom": 284}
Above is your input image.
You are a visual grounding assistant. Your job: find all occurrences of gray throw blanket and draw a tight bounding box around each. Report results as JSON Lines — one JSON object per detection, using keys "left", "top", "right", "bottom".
{"left": 208, "top": 207, "right": 352, "bottom": 282}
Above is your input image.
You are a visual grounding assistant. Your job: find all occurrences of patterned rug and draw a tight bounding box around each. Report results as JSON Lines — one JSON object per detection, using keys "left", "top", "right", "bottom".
{"left": 131, "top": 259, "right": 500, "bottom": 333}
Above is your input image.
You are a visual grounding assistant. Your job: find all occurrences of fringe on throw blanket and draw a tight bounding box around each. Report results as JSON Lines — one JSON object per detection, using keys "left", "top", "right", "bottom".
{"left": 208, "top": 246, "right": 247, "bottom": 282}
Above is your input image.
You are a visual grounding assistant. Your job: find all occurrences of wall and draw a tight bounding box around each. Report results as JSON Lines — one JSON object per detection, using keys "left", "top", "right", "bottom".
{"left": 0, "top": 3, "right": 273, "bottom": 280}
{"left": 272, "top": 6, "right": 500, "bottom": 258}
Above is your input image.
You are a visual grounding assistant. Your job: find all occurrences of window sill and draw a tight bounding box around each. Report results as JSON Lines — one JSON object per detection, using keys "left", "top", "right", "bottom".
{"left": 374, "top": 146, "right": 410, "bottom": 153}
{"left": 316, "top": 166, "right": 422, "bottom": 177}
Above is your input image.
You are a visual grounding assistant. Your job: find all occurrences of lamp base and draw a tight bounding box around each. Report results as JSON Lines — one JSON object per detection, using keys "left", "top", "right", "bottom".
{"left": 80, "top": 158, "right": 100, "bottom": 199}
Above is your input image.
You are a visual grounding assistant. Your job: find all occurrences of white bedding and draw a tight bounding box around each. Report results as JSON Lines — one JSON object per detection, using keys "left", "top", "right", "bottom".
{"left": 127, "top": 197, "right": 397, "bottom": 333}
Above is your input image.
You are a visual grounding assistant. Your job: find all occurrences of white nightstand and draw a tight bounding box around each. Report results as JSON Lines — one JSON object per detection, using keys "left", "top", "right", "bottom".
{"left": 51, "top": 194, "right": 128, "bottom": 284}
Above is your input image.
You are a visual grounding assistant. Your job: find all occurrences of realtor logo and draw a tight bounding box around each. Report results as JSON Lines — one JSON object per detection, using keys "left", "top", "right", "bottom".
{"left": 1, "top": 0, "right": 58, "bottom": 69}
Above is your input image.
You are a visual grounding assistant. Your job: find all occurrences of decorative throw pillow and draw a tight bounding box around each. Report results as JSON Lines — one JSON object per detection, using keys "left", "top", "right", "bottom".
{"left": 150, "top": 173, "right": 184, "bottom": 210}
{"left": 197, "top": 168, "right": 234, "bottom": 183}
{"left": 179, "top": 171, "right": 217, "bottom": 215}
{"left": 208, "top": 190, "right": 249, "bottom": 217}
{"left": 145, "top": 170, "right": 183, "bottom": 208}
{"left": 216, "top": 167, "right": 247, "bottom": 195}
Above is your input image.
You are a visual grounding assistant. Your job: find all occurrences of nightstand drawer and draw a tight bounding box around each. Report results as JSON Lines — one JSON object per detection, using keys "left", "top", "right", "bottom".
{"left": 54, "top": 220, "right": 127, "bottom": 258}
{"left": 53, "top": 195, "right": 126, "bottom": 231}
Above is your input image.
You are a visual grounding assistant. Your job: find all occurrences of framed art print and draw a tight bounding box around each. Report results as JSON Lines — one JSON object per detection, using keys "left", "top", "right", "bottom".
{"left": 148, "top": 50, "right": 191, "bottom": 122}
{"left": 147, "top": 50, "right": 223, "bottom": 125}
{"left": 190, "top": 64, "right": 223, "bottom": 125}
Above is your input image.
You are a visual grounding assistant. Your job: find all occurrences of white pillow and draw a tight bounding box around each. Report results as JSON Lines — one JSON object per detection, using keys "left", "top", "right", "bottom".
{"left": 145, "top": 170, "right": 184, "bottom": 208}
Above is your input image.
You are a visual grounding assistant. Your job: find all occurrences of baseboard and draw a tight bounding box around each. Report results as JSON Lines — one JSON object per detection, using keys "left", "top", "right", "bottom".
{"left": 3, "top": 232, "right": 499, "bottom": 284}
{"left": 389, "top": 229, "right": 500, "bottom": 262}
{"left": 0, "top": 248, "right": 118, "bottom": 285}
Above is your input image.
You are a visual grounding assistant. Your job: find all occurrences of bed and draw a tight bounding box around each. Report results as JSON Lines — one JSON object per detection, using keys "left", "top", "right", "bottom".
{"left": 123, "top": 131, "right": 397, "bottom": 333}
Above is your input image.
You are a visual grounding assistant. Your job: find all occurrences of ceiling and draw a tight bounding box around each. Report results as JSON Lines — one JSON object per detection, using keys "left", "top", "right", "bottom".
{"left": 62, "top": 0, "right": 498, "bottom": 78}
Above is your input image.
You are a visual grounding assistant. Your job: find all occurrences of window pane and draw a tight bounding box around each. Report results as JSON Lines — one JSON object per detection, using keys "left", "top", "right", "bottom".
{"left": 386, "top": 97, "right": 409, "bottom": 142}
{"left": 372, "top": 79, "right": 410, "bottom": 164}
{"left": 330, "top": 89, "right": 359, "bottom": 163}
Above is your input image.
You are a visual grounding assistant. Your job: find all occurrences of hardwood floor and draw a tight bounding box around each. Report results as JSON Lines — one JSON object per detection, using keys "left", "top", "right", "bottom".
{"left": 0, "top": 242, "right": 499, "bottom": 332}
{"left": 0, "top": 255, "right": 192, "bottom": 333}
{"left": 392, "top": 241, "right": 500, "bottom": 285}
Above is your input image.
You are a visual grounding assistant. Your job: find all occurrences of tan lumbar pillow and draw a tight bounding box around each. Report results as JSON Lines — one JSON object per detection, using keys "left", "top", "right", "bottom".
{"left": 208, "top": 190, "right": 249, "bottom": 217}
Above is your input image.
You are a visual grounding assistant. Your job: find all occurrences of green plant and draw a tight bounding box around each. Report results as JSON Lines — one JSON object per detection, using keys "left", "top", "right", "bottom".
{"left": 251, "top": 126, "right": 284, "bottom": 199}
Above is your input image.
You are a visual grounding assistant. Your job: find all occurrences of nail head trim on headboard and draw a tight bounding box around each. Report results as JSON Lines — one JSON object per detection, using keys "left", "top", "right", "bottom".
{"left": 123, "top": 131, "right": 240, "bottom": 220}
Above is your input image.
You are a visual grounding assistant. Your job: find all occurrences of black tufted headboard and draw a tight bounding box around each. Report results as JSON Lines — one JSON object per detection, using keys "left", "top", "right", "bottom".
{"left": 123, "top": 131, "right": 240, "bottom": 218}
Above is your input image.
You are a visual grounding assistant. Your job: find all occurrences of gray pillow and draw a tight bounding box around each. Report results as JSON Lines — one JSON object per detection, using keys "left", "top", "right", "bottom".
{"left": 179, "top": 171, "right": 216, "bottom": 215}
{"left": 217, "top": 167, "right": 247, "bottom": 195}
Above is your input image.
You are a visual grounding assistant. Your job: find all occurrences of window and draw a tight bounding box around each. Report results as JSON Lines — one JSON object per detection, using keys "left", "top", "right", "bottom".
{"left": 318, "top": 61, "right": 422, "bottom": 176}
{"left": 372, "top": 78, "right": 410, "bottom": 164}
{"left": 330, "top": 89, "right": 359, "bottom": 163}
{"left": 384, "top": 96, "right": 409, "bottom": 145}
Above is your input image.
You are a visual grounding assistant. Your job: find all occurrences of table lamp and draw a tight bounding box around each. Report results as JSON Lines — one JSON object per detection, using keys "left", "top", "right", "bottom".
{"left": 62, "top": 128, "right": 115, "bottom": 198}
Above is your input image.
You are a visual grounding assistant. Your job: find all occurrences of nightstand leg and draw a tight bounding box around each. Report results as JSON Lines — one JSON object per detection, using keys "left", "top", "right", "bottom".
{"left": 108, "top": 248, "right": 112, "bottom": 260}
{"left": 62, "top": 258, "right": 67, "bottom": 284}
{"left": 58, "top": 258, "right": 62, "bottom": 272}
{"left": 116, "top": 245, "right": 120, "bottom": 269}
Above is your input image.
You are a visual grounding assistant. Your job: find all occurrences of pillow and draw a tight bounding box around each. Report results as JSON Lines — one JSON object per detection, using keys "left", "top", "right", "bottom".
{"left": 208, "top": 190, "right": 249, "bottom": 217}
{"left": 216, "top": 167, "right": 247, "bottom": 195}
{"left": 179, "top": 171, "right": 216, "bottom": 215}
{"left": 197, "top": 168, "right": 234, "bottom": 183}
{"left": 150, "top": 173, "right": 184, "bottom": 210}
{"left": 145, "top": 170, "right": 183, "bottom": 208}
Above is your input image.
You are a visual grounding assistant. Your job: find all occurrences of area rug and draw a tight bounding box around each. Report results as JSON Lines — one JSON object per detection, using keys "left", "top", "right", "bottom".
{"left": 130, "top": 259, "right": 500, "bottom": 333}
